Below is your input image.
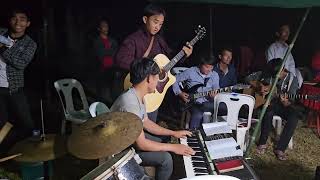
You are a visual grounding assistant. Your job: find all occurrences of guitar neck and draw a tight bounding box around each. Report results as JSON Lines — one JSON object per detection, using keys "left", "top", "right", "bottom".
{"left": 163, "top": 35, "right": 200, "bottom": 72}
{"left": 277, "top": 93, "right": 315, "bottom": 100}
{"left": 193, "top": 86, "right": 234, "bottom": 99}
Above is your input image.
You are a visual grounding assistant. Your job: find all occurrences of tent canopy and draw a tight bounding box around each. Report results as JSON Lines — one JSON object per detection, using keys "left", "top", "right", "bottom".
{"left": 151, "top": 0, "right": 320, "bottom": 8}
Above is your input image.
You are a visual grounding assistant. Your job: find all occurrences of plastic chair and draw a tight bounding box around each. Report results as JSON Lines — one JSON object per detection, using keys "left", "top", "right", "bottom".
{"left": 213, "top": 93, "right": 255, "bottom": 151}
{"left": 213, "top": 92, "right": 255, "bottom": 130}
{"left": 272, "top": 115, "right": 293, "bottom": 149}
{"left": 54, "top": 79, "right": 91, "bottom": 134}
{"left": 89, "top": 102, "right": 110, "bottom": 117}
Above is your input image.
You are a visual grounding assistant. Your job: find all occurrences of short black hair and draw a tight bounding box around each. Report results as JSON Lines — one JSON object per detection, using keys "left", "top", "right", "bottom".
{"left": 143, "top": 4, "right": 166, "bottom": 18}
{"left": 97, "top": 17, "right": 109, "bottom": 27}
{"left": 199, "top": 56, "right": 216, "bottom": 66}
{"left": 130, "top": 58, "right": 160, "bottom": 85}
{"left": 276, "top": 23, "right": 290, "bottom": 32}
{"left": 219, "top": 47, "right": 233, "bottom": 55}
{"left": 260, "top": 58, "right": 286, "bottom": 85}
{"left": 10, "top": 8, "right": 31, "bottom": 21}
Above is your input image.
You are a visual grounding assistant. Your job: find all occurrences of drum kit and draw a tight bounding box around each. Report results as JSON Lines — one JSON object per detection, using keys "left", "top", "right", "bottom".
{"left": 1, "top": 111, "right": 146, "bottom": 180}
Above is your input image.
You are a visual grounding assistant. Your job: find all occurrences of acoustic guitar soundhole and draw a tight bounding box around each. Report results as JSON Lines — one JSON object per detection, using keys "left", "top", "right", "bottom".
{"left": 158, "top": 70, "right": 167, "bottom": 82}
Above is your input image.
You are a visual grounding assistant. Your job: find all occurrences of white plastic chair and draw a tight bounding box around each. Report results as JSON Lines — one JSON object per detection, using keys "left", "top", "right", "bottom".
{"left": 213, "top": 92, "right": 255, "bottom": 130}
{"left": 89, "top": 102, "right": 110, "bottom": 117}
{"left": 213, "top": 93, "right": 255, "bottom": 151}
{"left": 272, "top": 116, "right": 293, "bottom": 149}
{"left": 54, "top": 78, "right": 91, "bottom": 134}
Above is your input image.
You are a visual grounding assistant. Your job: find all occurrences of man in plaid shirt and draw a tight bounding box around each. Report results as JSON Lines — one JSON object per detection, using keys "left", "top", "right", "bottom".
{"left": 0, "top": 8, "right": 37, "bottom": 144}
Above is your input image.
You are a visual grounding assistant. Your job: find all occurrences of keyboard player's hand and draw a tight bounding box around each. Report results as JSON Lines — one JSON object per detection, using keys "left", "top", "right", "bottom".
{"left": 172, "top": 130, "right": 193, "bottom": 139}
{"left": 171, "top": 144, "right": 195, "bottom": 156}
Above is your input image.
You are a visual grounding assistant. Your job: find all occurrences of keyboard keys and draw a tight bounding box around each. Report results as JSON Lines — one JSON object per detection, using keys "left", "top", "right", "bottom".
{"left": 180, "top": 131, "right": 213, "bottom": 178}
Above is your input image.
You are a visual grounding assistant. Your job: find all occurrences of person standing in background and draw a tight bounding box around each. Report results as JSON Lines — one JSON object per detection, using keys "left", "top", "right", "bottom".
{"left": 92, "top": 18, "right": 118, "bottom": 104}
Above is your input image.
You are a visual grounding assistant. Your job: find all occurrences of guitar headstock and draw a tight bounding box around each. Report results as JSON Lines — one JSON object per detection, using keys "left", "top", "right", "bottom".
{"left": 195, "top": 25, "right": 206, "bottom": 40}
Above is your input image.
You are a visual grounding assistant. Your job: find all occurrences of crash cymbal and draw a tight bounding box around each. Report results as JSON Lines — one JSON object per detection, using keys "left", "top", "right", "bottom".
{"left": 9, "top": 134, "right": 67, "bottom": 162}
{"left": 67, "top": 112, "right": 143, "bottom": 159}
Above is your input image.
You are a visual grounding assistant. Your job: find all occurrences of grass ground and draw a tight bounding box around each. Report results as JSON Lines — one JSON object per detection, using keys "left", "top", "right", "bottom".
{"left": 248, "top": 121, "right": 320, "bottom": 180}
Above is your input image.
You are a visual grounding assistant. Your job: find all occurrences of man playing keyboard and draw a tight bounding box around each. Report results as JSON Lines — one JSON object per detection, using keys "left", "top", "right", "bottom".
{"left": 111, "top": 58, "right": 195, "bottom": 180}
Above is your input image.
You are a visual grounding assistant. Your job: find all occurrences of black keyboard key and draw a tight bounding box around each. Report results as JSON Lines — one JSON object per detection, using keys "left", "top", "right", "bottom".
{"left": 192, "top": 157, "right": 205, "bottom": 161}
{"left": 194, "top": 168, "right": 209, "bottom": 173}
{"left": 193, "top": 152, "right": 203, "bottom": 157}
{"left": 192, "top": 162, "right": 207, "bottom": 167}
{"left": 195, "top": 173, "right": 209, "bottom": 176}
{"left": 192, "top": 147, "right": 202, "bottom": 152}
{"left": 188, "top": 143, "right": 200, "bottom": 148}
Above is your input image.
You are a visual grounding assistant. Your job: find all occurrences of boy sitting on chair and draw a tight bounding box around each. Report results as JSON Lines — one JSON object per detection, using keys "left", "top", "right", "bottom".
{"left": 172, "top": 56, "right": 219, "bottom": 129}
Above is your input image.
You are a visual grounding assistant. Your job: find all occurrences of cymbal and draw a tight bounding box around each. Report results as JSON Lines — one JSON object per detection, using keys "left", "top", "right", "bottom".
{"left": 67, "top": 112, "right": 143, "bottom": 159}
{"left": 9, "top": 134, "right": 67, "bottom": 162}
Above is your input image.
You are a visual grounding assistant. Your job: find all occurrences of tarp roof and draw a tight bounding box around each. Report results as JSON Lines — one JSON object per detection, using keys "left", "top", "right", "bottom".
{"left": 151, "top": 0, "right": 320, "bottom": 8}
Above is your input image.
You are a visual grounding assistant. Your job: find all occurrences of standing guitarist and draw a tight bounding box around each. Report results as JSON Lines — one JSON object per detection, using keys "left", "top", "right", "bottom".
{"left": 246, "top": 59, "right": 300, "bottom": 161}
{"left": 172, "top": 56, "right": 219, "bottom": 129}
{"left": 115, "top": 4, "right": 193, "bottom": 122}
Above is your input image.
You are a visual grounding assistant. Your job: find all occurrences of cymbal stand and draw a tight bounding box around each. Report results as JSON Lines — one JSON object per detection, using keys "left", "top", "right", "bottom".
{"left": 40, "top": 99, "right": 46, "bottom": 141}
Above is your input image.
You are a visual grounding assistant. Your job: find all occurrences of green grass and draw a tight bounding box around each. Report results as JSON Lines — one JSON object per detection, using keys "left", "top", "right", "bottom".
{"left": 248, "top": 121, "right": 320, "bottom": 180}
{"left": 0, "top": 167, "right": 20, "bottom": 180}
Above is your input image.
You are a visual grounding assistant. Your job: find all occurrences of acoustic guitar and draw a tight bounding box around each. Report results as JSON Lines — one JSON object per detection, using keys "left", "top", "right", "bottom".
{"left": 248, "top": 80, "right": 320, "bottom": 109}
{"left": 123, "top": 25, "right": 206, "bottom": 113}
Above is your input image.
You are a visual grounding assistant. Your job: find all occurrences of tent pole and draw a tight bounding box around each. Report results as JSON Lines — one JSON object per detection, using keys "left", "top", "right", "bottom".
{"left": 245, "top": 7, "right": 311, "bottom": 158}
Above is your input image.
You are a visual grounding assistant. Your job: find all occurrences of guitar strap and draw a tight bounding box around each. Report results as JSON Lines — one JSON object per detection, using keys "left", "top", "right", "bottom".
{"left": 204, "top": 77, "right": 210, "bottom": 87}
{"left": 143, "top": 36, "right": 154, "bottom": 58}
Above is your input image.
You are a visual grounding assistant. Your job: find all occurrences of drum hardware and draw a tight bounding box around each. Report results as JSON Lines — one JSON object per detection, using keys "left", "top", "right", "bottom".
{"left": 67, "top": 112, "right": 143, "bottom": 159}
{"left": 9, "top": 100, "right": 67, "bottom": 162}
{"left": 0, "top": 153, "right": 22, "bottom": 163}
{"left": 8, "top": 134, "right": 67, "bottom": 162}
{"left": 81, "top": 148, "right": 149, "bottom": 180}
{"left": 113, "top": 166, "right": 127, "bottom": 180}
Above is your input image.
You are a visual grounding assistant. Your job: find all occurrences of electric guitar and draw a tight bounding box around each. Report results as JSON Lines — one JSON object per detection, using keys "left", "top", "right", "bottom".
{"left": 180, "top": 83, "right": 251, "bottom": 111}
{"left": 123, "top": 25, "right": 206, "bottom": 113}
